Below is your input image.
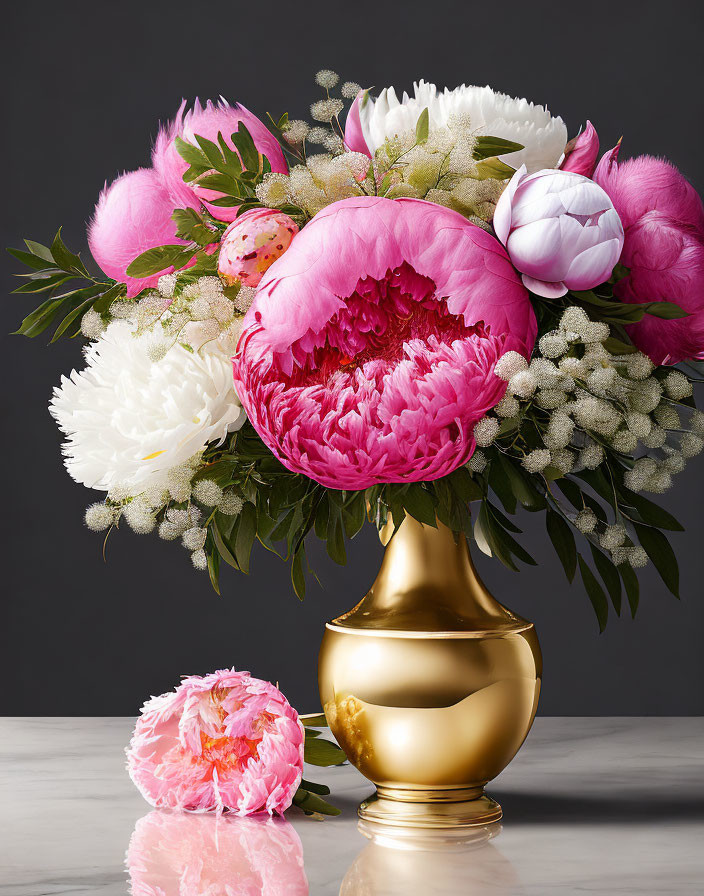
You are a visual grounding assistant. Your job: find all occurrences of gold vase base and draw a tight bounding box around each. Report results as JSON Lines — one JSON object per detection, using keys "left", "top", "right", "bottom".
{"left": 358, "top": 787, "right": 502, "bottom": 829}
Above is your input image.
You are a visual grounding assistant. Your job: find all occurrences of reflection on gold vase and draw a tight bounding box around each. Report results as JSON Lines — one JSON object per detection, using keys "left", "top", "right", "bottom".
{"left": 318, "top": 515, "right": 542, "bottom": 829}
{"left": 340, "top": 820, "right": 518, "bottom": 895}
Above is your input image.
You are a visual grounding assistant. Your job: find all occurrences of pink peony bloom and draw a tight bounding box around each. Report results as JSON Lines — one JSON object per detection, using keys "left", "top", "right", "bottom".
{"left": 560, "top": 121, "right": 600, "bottom": 177}
{"left": 493, "top": 165, "right": 624, "bottom": 298}
{"left": 126, "top": 669, "right": 304, "bottom": 815}
{"left": 153, "top": 99, "right": 288, "bottom": 223}
{"left": 127, "top": 810, "right": 308, "bottom": 896}
{"left": 232, "top": 196, "right": 536, "bottom": 490}
{"left": 594, "top": 144, "right": 704, "bottom": 364}
{"left": 88, "top": 168, "right": 195, "bottom": 299}
{"left": 219, "top": 209, "right": 299, "bottom": 288}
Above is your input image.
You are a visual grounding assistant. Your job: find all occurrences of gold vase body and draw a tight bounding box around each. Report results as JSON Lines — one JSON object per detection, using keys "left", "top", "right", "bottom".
{"left": 318, "top": 516, "right": 542, "bottom": 828}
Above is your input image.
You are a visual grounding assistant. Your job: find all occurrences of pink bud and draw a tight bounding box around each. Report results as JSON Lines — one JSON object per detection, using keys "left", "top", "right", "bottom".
{"left": 218, "top": 209, "right": 298, "bottom": 288}
{"left": 560, "top": 121, "right": 600, "bottom": 177}
{"left": 343, "top": 90, "right": 372, "bottom": 156}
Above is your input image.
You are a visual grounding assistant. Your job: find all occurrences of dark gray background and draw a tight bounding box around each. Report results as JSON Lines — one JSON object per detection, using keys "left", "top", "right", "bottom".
{"left": 2, "top": 0, "right": 703, "bottom": 716}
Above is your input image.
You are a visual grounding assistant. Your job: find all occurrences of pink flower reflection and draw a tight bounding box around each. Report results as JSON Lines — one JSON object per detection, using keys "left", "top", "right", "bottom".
{"left": 127, "top": 810, "right": 309, "bottom": 895}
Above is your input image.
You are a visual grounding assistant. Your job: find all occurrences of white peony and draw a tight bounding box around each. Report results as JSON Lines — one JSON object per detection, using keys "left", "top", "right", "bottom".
{"left": 50, "top": 322, "right": 246, "bottom": 494}
{"left": 358, "top": 80, "right": 568, "bottom": 173}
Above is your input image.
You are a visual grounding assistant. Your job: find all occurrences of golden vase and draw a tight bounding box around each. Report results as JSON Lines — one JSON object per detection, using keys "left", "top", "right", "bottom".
{"left": 318, "top": 515, "right": 542, "bottom": 828}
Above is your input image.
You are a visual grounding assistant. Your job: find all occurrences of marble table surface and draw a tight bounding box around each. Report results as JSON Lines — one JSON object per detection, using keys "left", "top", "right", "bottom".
{"left": 1, "top": 717, "right": 702, "bottom": 895}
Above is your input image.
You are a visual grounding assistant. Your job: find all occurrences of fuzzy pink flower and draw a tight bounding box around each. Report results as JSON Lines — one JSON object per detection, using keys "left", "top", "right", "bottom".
{"left": 126, "top": 669, "right": 304, "bottom": 815}
{"left": 560, "top": 121, "right": 599, "bottom": 177}
{"left": 153, "top": 99, "right": 288, "bottom": 223}
{"left": 219, "top": 209, "right": 299, "bottom": 288}
{"left": 88, "top": 168, "right": 195, "bottom": 299}
{"left": 594, "top": 144, "right": 704, "bottom": 364}
{"left": 232, "top": 196, "right": 536, "bottom": 490}
{"left": 127, "top": 811, "right": 308, "bottom": 896}
{"left": 493, "top": 165, "right": 624, "bottom": 298}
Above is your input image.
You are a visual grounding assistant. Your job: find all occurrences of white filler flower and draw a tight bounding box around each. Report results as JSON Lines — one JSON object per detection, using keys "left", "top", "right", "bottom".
{"left": 50, "top": 322, "right": 246, "bottom": 494}
{"left": 358, "top": 80, "right": 568, "bottom": 172}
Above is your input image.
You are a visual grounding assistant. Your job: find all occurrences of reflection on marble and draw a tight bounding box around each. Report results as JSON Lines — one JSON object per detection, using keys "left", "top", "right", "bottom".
{"left": 127, "top": 810, "right": 307, "bottom": 895}
{"left": 341, "top": 821, "right": 519, "bottom": 895}
{"left": 1, "top": 718, "right": 703, "bottom": 894}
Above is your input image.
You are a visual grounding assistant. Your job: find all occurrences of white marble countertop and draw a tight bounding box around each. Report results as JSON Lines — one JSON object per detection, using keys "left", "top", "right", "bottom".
{"left": 1, "top": 717, "right": 702, "bottom": 894}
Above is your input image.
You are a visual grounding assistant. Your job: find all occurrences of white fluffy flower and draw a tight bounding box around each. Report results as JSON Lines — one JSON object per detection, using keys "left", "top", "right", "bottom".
{"left": 50, "top": 322, "right": 246, "bottom": 495}
{"left": 358, "top": 80, "right": 567, "bottom": 172}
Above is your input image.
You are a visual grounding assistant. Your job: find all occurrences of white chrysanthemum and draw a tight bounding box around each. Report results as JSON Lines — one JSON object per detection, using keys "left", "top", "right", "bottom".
{"left": 358, "top": 80, "right": 567, "bottom": 172}
{"left": 50, "top": 322, "right": 246, "bottom": 495}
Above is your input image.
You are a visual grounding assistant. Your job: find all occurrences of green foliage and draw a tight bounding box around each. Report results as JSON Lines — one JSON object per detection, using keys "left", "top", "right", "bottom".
{"left": 8, "top": 230, "right": 126, "bottom": 340}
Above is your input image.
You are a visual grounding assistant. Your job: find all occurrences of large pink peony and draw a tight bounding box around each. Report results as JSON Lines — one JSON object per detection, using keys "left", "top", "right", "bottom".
{"left": 153, "top": 99, "right": 288, "bottom": 222}
{"left": 232, "top": 196, "right": 536, "bottom": 490}
{"left": 88, "top": 168, "right": 195, "bottom": 298}
{"left": 594, "top": 145, "right": 704, "bottom": 364}
{"left": 127, "top": 811, "right": 308, "bottom": 896}
{"left": 126, "top": 669, "right": 304, "bottom": 815}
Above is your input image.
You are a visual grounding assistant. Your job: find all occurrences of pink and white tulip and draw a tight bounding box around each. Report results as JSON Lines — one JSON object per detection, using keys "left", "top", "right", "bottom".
{"left": 126, "top": 669, "right": 304, "bottom": 815}
{"left": 560, "top": 121, "right": 600, "bottom": 177}
{"left": 219, "top": 209, "right": 299, "bottom": 288}
{"left": 88, "top": 168, "right": 195, "bottom": 299}
{"left": 493, "top": 166, "right": 624, "bottom": 298}
{"left": 153, "top": 99, "right": 288, "bottom": 223}
{"left": 232, "top": 196, "right": 536, "bottom": 490}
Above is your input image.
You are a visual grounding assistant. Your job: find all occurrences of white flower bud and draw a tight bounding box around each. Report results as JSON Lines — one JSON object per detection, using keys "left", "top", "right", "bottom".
{"left": 509, "top": 370, "right": 538, "bottom": 398}
{"left": 522, "top": 449, "right": 551, "bottom": 473}
{"left": 680, "top": 433, "right": 704, "bottom": 458}
{"left": 663, "top": 370, "right": 693, "bottom": 400}
{"left": 599, "top": 524, "right": 626, "bottom": 551}
{"left": 192, "top": 479, "right": 224, "bottom": 506}
{"left": 473, "top": 417, "right": 500, "bottom": 447}
{"left": 575, "top": 508, "right": 597, "bottom": 533}
{"left": 467, "top": 450, "right": 488, "bottom": 473}
{"left": 539, "top": 331, "right": 569, "bottom": 358}
{"left": 495, "top": 395, "right": 520, "bottom": 417}
{"left": 628, "top": 546, "right": 649, "bottom": 568}
{"left": 494, "top": 351, "right": 528, "bottom": 382}
{"left": 191, "top": 549, "right": 208, "bottom": 570}
{"left": 84, "top": 503, "right": 115, "bottom": 532}
{"left": 182, "top": 527, "right": 207, "bottom": 551}
{"left": 578, "top": 442, "right": 605, "bottom": 470}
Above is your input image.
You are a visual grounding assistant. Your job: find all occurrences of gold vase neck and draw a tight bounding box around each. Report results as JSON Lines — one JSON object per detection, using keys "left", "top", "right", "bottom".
{"left": 333, "top": 516, "right": 529, "bottom": 634}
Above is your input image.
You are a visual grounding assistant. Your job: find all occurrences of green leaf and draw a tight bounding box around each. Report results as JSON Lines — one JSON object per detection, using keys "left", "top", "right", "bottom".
{"left": 303, "top": 737, "right": 347, "bottom": 767}
{"left": 292, "top": 787, "right": 341, "bottom": 817}
{"left": 171, "top": 208, "right": 216, "bottom": 246}
{"left": 23, "top": 239, "right": 55, "bottom": 263}
{"left": 126, "top": 244, "right": 195, "bottom": 278}
{"left": 174, "top": 136, "right": 210, "bottom": 169}
{"left": 617, "top": 488, "right": 684, "bottom": 531}
{"left": 211, "top": 520, "right": 240, "bottom": 570}
{"left": 415, "top": 108, "right": 429, "bottom": 144}
{"left": 207, "top": 548, "right": 220, "bottom": 595}
{"left": 488, "top": 458, "right": 517, "bottom": 515}
{"left": 234, "top": 502, "right": 258, "bottom": 574}
{"left": 300, "top": 778, "right": 330, "bottom": 796}
{"left": 619, "top": 562, "right": 640, "bottom": 618}
{"left": 644, "top": 301, "right": 689, "bottom": 320}
{"left": 291, "top": 546, "right": 306, "bottom": 600}
{"left": 633, "top": 523, "right": 680, "bottom": 598}
{"left": 590, "top": 545, "right": 622, "bottom": 615}
{"left": 578, "top": 555, "right": 609, "bottom": 632}
{"left": 300, "top": 713, "right": 327, "bottom": 727}
{"left": 473, "top": 135, "right": 524, "bottom": 160}
{"left": 473, "top": 157, "right": 516, "bottom": 180}
{"left": 7, "top": 246, "right": 57, "bottom": 270}
{"left": 402, "top": 483, "right": 437, "bottom": 527}
{"left": 232, "top": 123, "right": 261, "bottom": 173}
{"left": 546, "top": 507, "right": 577, "bottom": 582}
{"left": 51, "top": 228, "right": 91, "bottom": 277}
{"left": 497, "top": 455, "right": 546, "bottom": 511}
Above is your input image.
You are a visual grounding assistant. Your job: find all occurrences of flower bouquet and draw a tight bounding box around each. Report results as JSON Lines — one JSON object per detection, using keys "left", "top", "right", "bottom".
{"left": 11, "top": 72, "right": 704, "bottom": 629}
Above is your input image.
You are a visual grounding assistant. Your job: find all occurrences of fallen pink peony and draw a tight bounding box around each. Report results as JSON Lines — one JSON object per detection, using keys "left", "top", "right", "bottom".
{"left": 126, "top": 669, "right": 304, "bottom": 815}
{"left": 127, "top": 810, "right": 308, "bottom": 896}
{"left": 493, "top": 166, "right": 624, "bottom": 298}
{"left": 594, "top": 145, "right": 704, "bottom": 364}
{"left": 153, "top": 99, "right": 288, "bottom": 222}
{"left": 232, "top": 196, "right": 536, "bottom": 490}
